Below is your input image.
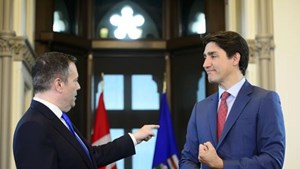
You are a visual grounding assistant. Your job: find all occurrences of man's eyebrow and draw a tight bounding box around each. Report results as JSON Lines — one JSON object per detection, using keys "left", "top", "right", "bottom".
{"left": 203, "top": 51, "right": 217, "bottom": 57}
{"left": 207, "top": 51, "right": 216, "bottom": 55}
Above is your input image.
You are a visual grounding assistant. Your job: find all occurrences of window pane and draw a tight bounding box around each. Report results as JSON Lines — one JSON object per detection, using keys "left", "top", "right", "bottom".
{"left": 95, "top": 0, "right": 161, "bottom": 39}
{"left": 53, "top": 0, "right": 79, "bottom": 34}
{"left": 181, "top": 0, "right": 206, "bottom": 36}
{"left": 53, "top": 11, "right": 67, "bottom": 32}
{"left": 197, "top": 71, "right": 206, "bottom": 101}
{"left": 132, "top": 75, "right": 159, "bottom": 110}
{"left": 189, "top": 12, "right": 206, "bottom": 34}
{"left": 96, "top": 75, "right": 124, "bottom": 110}
{"left": 110, "top": 129, "right": 125, "bottom": 169}
{"left": 132, "top": 128, "right": 158, "bottom": 169}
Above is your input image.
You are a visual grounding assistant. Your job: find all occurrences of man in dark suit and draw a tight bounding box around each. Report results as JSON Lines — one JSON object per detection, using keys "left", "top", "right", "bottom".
{"left": 179, "top": 31, "right": 285, "bottom": 169}
{"left": 13, "top": 52, "right": 159, "bottom": 169}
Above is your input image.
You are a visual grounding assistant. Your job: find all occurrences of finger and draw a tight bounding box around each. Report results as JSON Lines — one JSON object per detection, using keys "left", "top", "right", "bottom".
{"left": 204, "top": 141, "right": 213, "bottom": 150}
{"left": 143, "top": 136, "right": 152, "bottom": 141}
{"left": 199, "top": 144, "right": 207, "bottom": 151}
{"left": 204, "top": 144, "right": 209, "bottom": 150}
{"left": 148, "top": 124, "right": 160, "bottom": 129}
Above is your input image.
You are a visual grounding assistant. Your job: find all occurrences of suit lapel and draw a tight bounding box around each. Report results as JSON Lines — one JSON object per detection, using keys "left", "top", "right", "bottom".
{"left": 31, "top": 101, "right": 96, "bottom": 169}
{"left": 217, "top": 81, "right": 253, "bottom": 147}
{"left": 208, "top": 94, "right": 219, "bottom": 146}
{"left": 51, "top": 115, "right": 96, "bottom": 169}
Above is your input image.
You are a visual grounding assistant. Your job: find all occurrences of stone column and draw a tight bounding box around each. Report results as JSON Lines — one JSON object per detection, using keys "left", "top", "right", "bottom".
{"left": 256, "top": 0, "right": 275, "bottom": 90}
{"left": 240, "top": 0, "right": 259, "bottom": 85}
{"left": 0, "top": 0, "right": 15, "bottom": 166}
{"left": 240, "top": 0, "right": 257, "bottom": 39}
{"left": 0, "top": 31, "right": 14, "bottom": 169}
{"left": 225, "top": 0, "right": 238, "bottom": 31}
{"left": 1, "top": 0, "right": 36, "bottom": 168}
{"left": 0, "top": 31, "right": 36, "bottom": 169}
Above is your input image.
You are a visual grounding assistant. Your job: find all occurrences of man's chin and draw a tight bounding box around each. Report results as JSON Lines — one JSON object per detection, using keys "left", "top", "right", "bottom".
{"left": 208, "top": 78, "right": 216, "bottom": 84}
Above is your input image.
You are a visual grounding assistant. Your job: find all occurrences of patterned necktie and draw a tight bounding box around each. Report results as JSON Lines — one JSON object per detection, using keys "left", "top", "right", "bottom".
{"left": 61, "top": 112, "right": 91, "bottom": 161}
{"left": 217, "top": 91, "right": 230, "bottom": 140}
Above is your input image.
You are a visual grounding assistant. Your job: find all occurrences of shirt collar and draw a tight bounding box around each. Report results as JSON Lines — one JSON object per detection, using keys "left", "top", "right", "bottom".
{"left": 218, "top": 77, "right": 246, "bottom": 99}
{"left": 33, "top": 97, "right": 63, "bottom": 119}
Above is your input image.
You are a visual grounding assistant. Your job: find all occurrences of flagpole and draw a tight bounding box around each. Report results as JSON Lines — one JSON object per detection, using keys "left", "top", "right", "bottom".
{"left": 101, "top": 72, "right": 104, "bottom": 93}
{"left": 163, "top": 72, "right": 167, "bottom": 93}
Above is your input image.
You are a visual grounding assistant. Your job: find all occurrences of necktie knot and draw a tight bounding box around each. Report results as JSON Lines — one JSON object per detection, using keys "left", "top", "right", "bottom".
{"left": 221, "top": 91, "right": 230, "bottom": 100}
{"left": 62, "top": 112, "right": 71, "bottom": 124}
{"left": 62, "top": 112, "right": 77, "bottom": 137}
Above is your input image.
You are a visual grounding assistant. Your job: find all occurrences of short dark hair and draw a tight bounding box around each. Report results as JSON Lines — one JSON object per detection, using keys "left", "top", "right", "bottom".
{"left": 203, "top": 31, "right": 249, "bottom": 75}
{"left": 32, "top": 52, "right": 77, "bottom": 93}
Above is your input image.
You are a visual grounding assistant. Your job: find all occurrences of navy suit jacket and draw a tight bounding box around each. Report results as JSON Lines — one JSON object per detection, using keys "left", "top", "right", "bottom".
{"left": 13, "top": 100, "right": 135, "bottom": 169}
{"left": 179, "top": 81, "right": 285, "bottom": 169}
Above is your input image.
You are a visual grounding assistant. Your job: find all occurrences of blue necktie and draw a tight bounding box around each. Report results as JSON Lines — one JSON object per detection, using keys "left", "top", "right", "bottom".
{"left": 61, "top": 112, "right": 92, "bottom": 161}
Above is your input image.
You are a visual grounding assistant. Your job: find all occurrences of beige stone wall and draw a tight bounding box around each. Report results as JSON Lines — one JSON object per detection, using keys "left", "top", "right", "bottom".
{"left": 274, "top": 0, "right": 300, "bottom": 168}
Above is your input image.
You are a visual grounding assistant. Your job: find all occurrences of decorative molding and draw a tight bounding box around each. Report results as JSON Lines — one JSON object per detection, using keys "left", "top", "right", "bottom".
{"left": 0, "top": 31, "right": 15, "bottom": 56}
{"left": 247, "top": 39, "right": 256, "bottom": 63}
{"left": 0, "top": 32, "right": 36, "bottom": 70}
{"left": 255, "top": 34, "right": 275, "bottom": 60}
{"left": 11, "top": 37, "right": 36, "bottom": 70}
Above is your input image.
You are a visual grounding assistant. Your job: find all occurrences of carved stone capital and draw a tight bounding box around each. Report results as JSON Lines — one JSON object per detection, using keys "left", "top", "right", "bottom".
{"left": 255, "top": 34, "right": 275, "bottom": 60}
{"left": 11, "top": 37, "right": 36, "bottom": 69}
{"left": 0, "top": 31, "right": 36, "bottom": 70}
{"left": 247, "top": 39, "right": 256, "bottom": 63}
{"left": 0, "top": 31, "right": 15, "bottom": 56}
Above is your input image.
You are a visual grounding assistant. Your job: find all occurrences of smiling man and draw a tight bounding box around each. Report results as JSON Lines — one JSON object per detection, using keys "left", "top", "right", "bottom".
{"left": 179, "top": 31, "right": 286, "bottom": 169}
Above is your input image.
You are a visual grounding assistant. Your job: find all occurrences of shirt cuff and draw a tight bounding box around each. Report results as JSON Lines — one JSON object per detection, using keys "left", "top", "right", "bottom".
{"left": 128, "top": 133, "right": 137, "bottom": 146}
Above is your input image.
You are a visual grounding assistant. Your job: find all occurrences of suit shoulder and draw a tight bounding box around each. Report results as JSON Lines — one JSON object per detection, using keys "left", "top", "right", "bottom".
{"left": 251, "top": 85, "right": 279, "bottom": 96}
{"left": 193, "top": 93, "right": 218, "bottom": 107}
{"left": 248, "top": 85, "right": 281, "bottom": 102}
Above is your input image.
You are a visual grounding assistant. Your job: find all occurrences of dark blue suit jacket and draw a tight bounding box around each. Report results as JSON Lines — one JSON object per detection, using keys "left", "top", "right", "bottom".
{"left": 13, "top": 100, "right": 135, "bottom": 169}
{"left": 179, "top": 81, "right": 285, "bottom": 169}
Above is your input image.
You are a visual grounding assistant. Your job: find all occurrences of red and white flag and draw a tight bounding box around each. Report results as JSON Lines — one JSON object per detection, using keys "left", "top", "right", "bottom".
{"left": 92, "top": 92, "right": 117, "bottom": 169}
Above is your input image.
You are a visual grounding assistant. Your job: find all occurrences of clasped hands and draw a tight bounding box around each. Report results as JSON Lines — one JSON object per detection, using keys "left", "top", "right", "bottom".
{"left": 198, "top": 141, "right": 224, "bottom": 169}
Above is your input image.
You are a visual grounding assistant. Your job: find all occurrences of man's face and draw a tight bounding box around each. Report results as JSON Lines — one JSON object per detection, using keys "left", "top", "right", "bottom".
{"left": 203, "top": 42, "right": 236, "bottom": 87}
{"left": 61, "top": 62, "right": 81, "bottom": 111}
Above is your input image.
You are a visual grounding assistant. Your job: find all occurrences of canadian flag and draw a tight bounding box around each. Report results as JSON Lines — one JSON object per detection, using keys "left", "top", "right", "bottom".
{"left": 92, "top": 92, "right": 117, "bottom": 169}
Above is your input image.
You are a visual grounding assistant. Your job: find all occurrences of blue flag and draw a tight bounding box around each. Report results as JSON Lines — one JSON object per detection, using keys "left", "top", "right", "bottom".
{"left": 152, "top": 93, "right": 179, "bottom": 169}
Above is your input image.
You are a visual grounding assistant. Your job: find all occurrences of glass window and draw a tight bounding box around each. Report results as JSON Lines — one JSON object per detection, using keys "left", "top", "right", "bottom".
{"left": 132, "top": 128, "right": 158, "bottom": 169}
{"left": 53, "top": 0, "right": 78, "bottom": 34}
{"left": 181, "top": 0, "right": 206, "bottom": 36}
{"left": 96, "top": 74, "right": 160, "bottom": 110}
{"left": 109, "top": 128, "right": 158, "bottom": 169}
{"left": 110, "top": 129, "right": 125, "bottom": 169}
{"left": 96, "top": 75, "right": 124, "bottom": 110}
{"left": 197, "top": 71, "right": 206, "bottom": 101}
{"left": 94, "top": 0, "right": 162, "bottom": 39}
{"left": 92, "top": 55, "right": 164, "bottom": 169}
{"left": 53, "top": 10, "right": 68, "bottom": 32}
{"left": 189, "top": 12, "right": 206, "bottom": 34}
{"left": 132, "top": 75, "right": 159, "bottom": 110}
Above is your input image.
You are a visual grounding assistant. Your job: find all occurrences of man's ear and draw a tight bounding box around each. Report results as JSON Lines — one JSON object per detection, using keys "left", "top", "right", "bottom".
{"left": 232, "top": 52, "right": 241, "bottom": 66}
{"left": 54, "top": 78, "right": 63, "bottom": 93}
